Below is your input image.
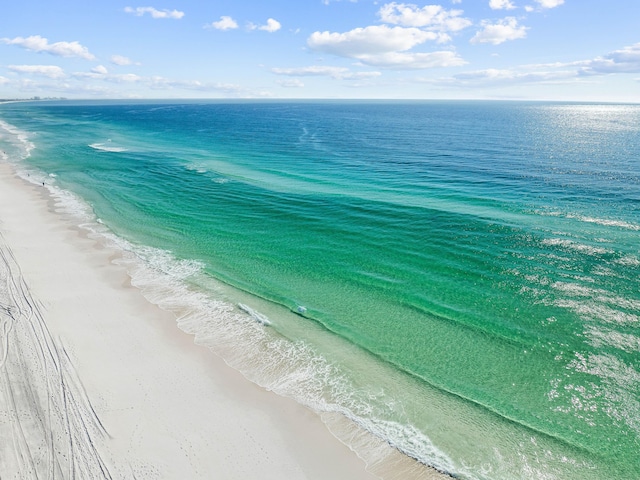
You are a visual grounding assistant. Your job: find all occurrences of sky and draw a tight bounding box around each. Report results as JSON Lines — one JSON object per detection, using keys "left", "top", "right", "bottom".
{"left": 1, "top": 0, "right": 639, "bottom": 101}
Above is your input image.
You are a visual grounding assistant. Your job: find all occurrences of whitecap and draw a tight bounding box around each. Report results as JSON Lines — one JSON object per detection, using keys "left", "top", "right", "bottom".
{"left": 541, "top": 238, "right": 612, "bottom": 256}
{"left": 567, "top": 214, "right": 640, "bottom": 231}
{"left": 88, "top": 142, "right": 128, "bottom": 153}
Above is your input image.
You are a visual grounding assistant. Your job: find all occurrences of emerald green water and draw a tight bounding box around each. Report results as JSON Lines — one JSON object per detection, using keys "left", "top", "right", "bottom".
{"left": 1, "top": 101, "right": 639, "bottom": 478}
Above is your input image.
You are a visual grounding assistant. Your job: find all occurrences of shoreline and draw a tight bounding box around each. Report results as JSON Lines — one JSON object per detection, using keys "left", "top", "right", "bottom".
{"left": 0, "top": 161, "right": 382, "bottom": 479}
{"left": 0, "top": 162, "right": 445, "bottom": 478}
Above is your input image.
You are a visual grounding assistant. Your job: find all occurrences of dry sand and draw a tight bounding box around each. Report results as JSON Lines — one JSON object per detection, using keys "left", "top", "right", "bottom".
{"left": 0, "top": 162, "right": 385, "bottom": 479}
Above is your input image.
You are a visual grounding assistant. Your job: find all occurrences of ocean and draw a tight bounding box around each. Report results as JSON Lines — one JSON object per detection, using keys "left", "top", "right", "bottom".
{"left": 1, "top": 100, "right": 639, "bottom": 479}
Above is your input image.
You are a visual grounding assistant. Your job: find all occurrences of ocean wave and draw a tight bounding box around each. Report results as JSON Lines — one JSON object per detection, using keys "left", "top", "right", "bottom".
{"left": 551, "top": 281, "right": 640, "bottom": 311}
{"left": 536, "top": 210, "right": 640, "bottom": 231}
{"left": 553, "top": 299, "right": 640, "bottom": 326}
{"left": 88, "top": 142, "right": 128, "bottom": 153}
{"left": 585, "top": 326, "right": 640, "bottom": 353}
{"left": 185, "top": 163, "right": 208, "bottom": 174}
{"left": 0, "top": 120, "right": 36, "bottom": 161}
{"left": 541, "top": 238, "right": 613, "bottom": 256}
{"left": 615, "top": 255, "right": 640, "bottom": 267}
{"left": 567, "top": 214, "right": 640, "bottom": 231}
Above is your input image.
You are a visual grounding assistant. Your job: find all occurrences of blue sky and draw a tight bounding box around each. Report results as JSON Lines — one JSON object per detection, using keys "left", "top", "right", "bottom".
{"left": 1, "top": 0, "right": 639, "bottom": 101}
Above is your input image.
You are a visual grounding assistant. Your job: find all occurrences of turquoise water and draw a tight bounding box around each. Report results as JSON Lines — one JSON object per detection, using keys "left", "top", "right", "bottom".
{"left": 1, "top": 100, "right": 639, "bottom": 479}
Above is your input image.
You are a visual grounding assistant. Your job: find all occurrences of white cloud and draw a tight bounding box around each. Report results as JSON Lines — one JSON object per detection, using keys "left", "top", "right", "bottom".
{"left": 308, "top": 25, "right": 439, "bottom": 57}
{"left": 72, "top": 69, "right": 143, "bottom": 83}
{"left": 470, "top": 17, "right": 528, "bottom": 45}
{"left": 524, "top": 0, "right": 563, "bottom": 11}
{"left": 452, "top": 67, "right": 574, "bottom": 85}
{"left": 260, "top": 18, "right": 281, "bottom": 32}
{"left": 209, "top": 16, "right": 238, "bottom": 30}
{"left": 579, "top": 43, "right": 640, "bottom": 75}
{"left": 489, "top": 0, "right": 516, "bottom": 10}
{"left": 272, "top": 66, "right": 347, "bottom": 77}
{"left": 427, "top": 42, "right": 640, "bottom": 89}
{"left": 111, "top": 55, "right": 135, "bottom": 66}
{"left": 2, "top": 69, "right": 270, "bottom": 98}
{"left": 308, "top": 24, "right": 466, "bottom": 69}
{"left": 124, "top": 6, "right": 184, "bottom": 19}
{"left": 0, "top": 76, "right": 9, "bottom": 85}
{"left": 272, "top": 65, "right": 382, "bottom": 79}
{"left": 357, "top": 50, "right": 466, "bottom": 69}
{"left": 248, "top": 18, "right": 282, "bottom": 32}
{"left": 277, "top": 79, "right": 305, "bottom": 88}
{"left": 146, "top": 77, "right": 265, "bottom": 97}
{"left": 378, "top": 3, "right": 471, "bottom": 32}
{"left": 9, "top": 64, "right": 66, "bottom": 78}
{"left": 109, "top": 74, "right": 143, "bottom": 83}
{"left": 2, "top": 35, "right": 95, "bottom": 60}
{"left": 535, "top": 0, "right": 563, "bottom": 8}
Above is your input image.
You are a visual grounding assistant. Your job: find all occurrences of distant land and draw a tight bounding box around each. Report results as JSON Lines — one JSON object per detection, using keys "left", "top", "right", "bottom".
{"left": 0, "top": 97, "right": 67, "bottom": 103}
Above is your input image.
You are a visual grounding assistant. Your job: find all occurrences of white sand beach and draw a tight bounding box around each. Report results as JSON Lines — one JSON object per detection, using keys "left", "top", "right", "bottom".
{"left": 0, "top": 163, "right": 448, "bottom": 479}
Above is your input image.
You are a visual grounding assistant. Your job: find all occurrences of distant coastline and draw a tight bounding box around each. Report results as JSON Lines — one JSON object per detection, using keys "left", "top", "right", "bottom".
{"left": 0, "top": 96, "right": 67, "bottom": 103}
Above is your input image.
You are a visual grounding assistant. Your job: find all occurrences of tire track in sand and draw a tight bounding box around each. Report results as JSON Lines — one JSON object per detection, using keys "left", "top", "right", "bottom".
{"left": 0, "top": 233, "right": 112, "bottom": 479}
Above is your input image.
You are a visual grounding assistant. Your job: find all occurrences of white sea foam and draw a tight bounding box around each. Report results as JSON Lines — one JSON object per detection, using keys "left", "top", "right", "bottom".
{"left": 568, "top": 352, "right": 640, "bottom": 435}
{"left": 552, "top": 281, "right": 640, "bottom": 311}
{"left": 541, "top": 238, "right": 612, "bottom": 256}
{"left": 185, "top": 163, "right": 208, "bottom": 174}
{"left": 566, "top": 214, "right": 640, "bottom": 231}
{"left": 615, "top": 255, "right": 640, "bottom": 267}
{"left": 585, "top": 326, "right": 640, "bottom": 353}
{"left": 537, "top": 209, "right": 640, "bottom": 232}
{"left": 553, "top": 299, "right": 640, "bottom": 326}
{"left": 88, "top": 142, "right": 128, "bottom": 153}
{"left": 0, "top": 120, "right": 36, "bottom": 161}
{"left": 238, "top": 303, "right": 272, "bottom": 326}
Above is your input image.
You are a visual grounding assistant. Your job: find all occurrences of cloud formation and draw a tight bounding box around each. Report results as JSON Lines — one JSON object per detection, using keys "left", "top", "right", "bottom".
{"left": 309, "top": 25, "right": 439, "bottom": 57}
{"left": 248, "top": 18, "right": 282, "bottom": 33}
{"left": 307, "top": 3, "right": 470, "bottom": 69}
{"left": 9, "top": 64, "right": 66, "bottom": 78}
{"left": 277, "top": 79, "right": 305, "bottom": 88}
{"left": 489, "top": 0, "right": 516, "bottom": 10}
{"left": 2, "top": 35, "right": 95, "bottom": 60}
{"left": 378, "top": 3, "right": 472, "bottom": 32}
{"left": 210, "top": 16, "right": 238, "bottom": 30}
{"left": 261, "top": 18, "right": 281, "bottom": 32}
{"left": 450, "top": 67, "right": 574, "bottom": 86}
{"left": 579, "top": 43, "right": 640, "bottom": 75}
{"left": 272, "top": 65, "right": 382, "bottom": 79}
{"left": 423, "top": 43, "right": 640, "bottom": 90}
{"left": 525, "top": 0, "right": 564, "bottom": 11}
{"left": 535, "top": 0, "right": 564, "bottom": 8}
{"left": 110, "top": 55, "right": 135, "bottom": 66}
{"left": 471, "top": 17, "right": 528, "bottom": 45}
{"left": 124, "top": 7, "right": 184, "bottom": 19}
{"left": 364, "top": 50, "right": 466, "bottom": 69}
